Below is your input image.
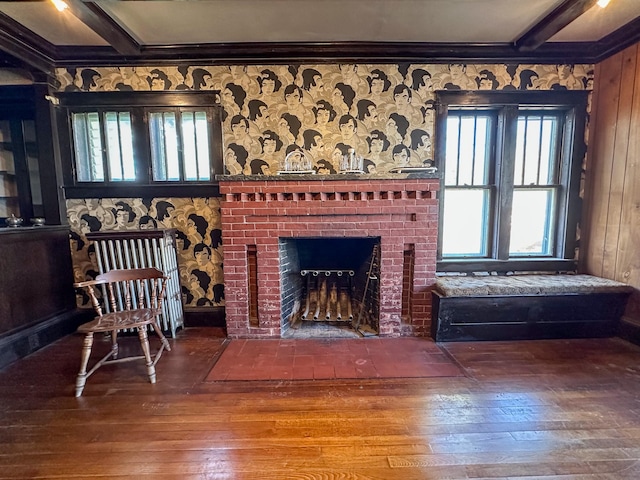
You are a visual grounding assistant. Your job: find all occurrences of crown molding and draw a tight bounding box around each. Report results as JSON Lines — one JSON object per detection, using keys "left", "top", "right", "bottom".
{"left": 49, "top": 41, "right": 605, "bottom": 68}
{"left": 2, "top": 16, "right": 639, "bottom": 76}
{"left": 0, "top": 12, "right": 56, "bottom": 75}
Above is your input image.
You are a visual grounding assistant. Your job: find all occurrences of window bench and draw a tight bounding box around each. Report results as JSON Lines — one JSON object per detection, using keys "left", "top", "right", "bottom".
{"left": 431, "top": 274, "right": 633, "bottom": 342}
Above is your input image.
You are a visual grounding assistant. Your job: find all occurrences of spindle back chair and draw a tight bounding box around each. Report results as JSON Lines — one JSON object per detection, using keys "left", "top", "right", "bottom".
{"left": 73, "top": 267, "right": 171, "bottom": 397}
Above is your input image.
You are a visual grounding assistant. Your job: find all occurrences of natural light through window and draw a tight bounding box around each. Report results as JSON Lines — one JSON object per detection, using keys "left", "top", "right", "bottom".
{"left": 442, "top": 113, "right": 492, "bottom": 257}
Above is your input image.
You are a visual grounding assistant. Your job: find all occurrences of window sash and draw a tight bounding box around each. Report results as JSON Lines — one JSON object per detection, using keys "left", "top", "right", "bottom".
{"left": 444, "top": 113, "right": 494, "bottom": 187}
{"left": 514, "top": 113, "right": 561, "bottom": 187}
{"left": 441, "top": 186, "right": 493, "bottom": 258}
{"left": 72, "top": 111, "right": 135, "bottom": 182}
{"left": 149, "top": 110, "right": 211, "bottom": 182}
{"left": 509, "top": 186, "right": 558, "bottom": 257}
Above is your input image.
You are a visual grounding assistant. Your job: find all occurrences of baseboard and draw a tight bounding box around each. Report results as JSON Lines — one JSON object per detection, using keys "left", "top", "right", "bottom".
{"left": 618, "top": 315, "right": 640, "bottom": 346}
{"left": 184, "top": 306, "right": 226, "bottom": 328}
{"left": 0, "top": 309, "right": 93, "bottom": 370}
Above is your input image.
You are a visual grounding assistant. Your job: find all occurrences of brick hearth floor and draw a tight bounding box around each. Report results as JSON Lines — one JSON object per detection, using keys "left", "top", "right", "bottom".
{"left": 205, "top": 337, "right": 465, "bottom": 381}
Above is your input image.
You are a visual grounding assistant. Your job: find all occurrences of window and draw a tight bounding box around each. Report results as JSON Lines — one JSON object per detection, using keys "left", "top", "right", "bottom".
{"left": 57, "top": 92, "right": 223, "bottom": 197}
{"left": 436, "top": 91, "right": 588, "bottom": 273}
{"left": 72, "top": 111, "right": 135, "bottom": 182}
{"left": 149, "top": 110, "right": 211, "bottom": 182}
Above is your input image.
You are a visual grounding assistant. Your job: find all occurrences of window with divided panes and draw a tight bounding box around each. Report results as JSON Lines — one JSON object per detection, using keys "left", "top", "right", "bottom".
{"left": 436, "top": 91, "right": 587, "bottom": 273}
{"left": 57, "top": 92, "right": 222, "bottom": 197}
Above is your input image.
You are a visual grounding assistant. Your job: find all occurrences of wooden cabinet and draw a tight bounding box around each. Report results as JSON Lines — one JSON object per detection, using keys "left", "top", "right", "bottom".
{"left": 0, "top": 122, "right": 19, "bottom": 218}
{"left": 0, "top": 85, "right": 63, "bottom": 227}
{"left": 0, "top": 226, "right": 87, "bottom": 369}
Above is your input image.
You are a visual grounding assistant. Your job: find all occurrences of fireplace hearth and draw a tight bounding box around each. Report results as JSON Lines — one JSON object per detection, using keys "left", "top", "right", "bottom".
{"left": 219, "top": 174, "right": 439, "bottom": 338}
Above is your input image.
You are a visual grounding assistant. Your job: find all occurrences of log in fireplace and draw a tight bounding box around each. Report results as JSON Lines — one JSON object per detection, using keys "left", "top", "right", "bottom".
{"left": 280, "top": 237, "right": 380, "bottom": 335}
{"left": 219, "top": 174, "right": 439, "bottom": 338}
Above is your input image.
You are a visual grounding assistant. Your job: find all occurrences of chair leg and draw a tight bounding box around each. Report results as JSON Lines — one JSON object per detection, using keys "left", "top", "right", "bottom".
{"left": 151, "top": 321, "right": 171, "bottom": 352}
{"left": 110, "top": 330, "right": 119, "bottom": 359}
{"left": 76, "top": 332, "right": 94, "bottom": 397}
{"left": 137, "top": 327, "right": 156, "bottom": 384}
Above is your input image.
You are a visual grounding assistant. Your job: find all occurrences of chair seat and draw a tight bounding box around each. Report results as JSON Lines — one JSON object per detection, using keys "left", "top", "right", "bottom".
{"left": 78, "top": 308, "right": 162, "bottom": 333}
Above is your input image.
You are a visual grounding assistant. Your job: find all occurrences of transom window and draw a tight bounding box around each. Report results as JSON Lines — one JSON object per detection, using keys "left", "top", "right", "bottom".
{"left": 436, "top": 91, "right": 588, "bottom": 273}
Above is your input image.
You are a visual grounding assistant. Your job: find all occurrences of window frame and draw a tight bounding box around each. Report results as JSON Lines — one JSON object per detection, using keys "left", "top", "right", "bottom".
{"left": 55, "top": 91, "right": 224, "bottom": 198}
{"left": 435, "top": 90, "right": 588, "bottom": 273}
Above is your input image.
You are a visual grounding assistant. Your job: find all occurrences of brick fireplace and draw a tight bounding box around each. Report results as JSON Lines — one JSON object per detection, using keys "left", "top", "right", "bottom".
{"left": 219, "top": 175, "right": 439, "bottom": 338}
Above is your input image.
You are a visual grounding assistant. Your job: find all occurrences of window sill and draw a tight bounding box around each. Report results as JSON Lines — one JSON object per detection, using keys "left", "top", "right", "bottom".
{"left": 437, "top": 258, "right": 577, "bottom": 274}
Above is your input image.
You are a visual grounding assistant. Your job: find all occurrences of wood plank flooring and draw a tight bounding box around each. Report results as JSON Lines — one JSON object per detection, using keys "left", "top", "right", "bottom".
{"left": 1, "top": 328, "right": 640, "bottom": 479}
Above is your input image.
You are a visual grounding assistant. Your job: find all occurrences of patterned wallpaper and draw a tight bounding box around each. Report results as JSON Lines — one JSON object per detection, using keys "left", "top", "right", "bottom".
{"left": 56, "top": 63, "right": 592, "bottom": 174}
{"left": 68, "top": 197, "right": 223, "bottom": 308}
{"left": 56, "top": 62, "right": 593, "bottom": 308}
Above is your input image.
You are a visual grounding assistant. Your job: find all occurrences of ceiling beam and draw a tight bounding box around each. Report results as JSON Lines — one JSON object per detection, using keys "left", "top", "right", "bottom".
{"left": 515, "top": 0, "right": 599, "bottom": 52}
{"left": 64, "top": 0, "right": 141, "bottom": 55}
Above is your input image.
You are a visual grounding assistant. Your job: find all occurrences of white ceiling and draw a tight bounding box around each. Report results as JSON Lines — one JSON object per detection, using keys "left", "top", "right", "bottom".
{"left": 0, "top": 0, "right": 638, "bottom": 46}
{"left": 0, "top": 0, "right": 639, "bottom": 74}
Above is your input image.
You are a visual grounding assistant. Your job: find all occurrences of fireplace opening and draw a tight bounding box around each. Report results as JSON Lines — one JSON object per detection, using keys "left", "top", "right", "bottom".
{"left": 279, "top": 237, "right": 380, "bottom": 336}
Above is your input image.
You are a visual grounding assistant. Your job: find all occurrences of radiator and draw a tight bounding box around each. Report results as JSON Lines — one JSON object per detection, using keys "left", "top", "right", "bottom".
{"left": 86, "top": 229, "right": 184, "bottom": 337}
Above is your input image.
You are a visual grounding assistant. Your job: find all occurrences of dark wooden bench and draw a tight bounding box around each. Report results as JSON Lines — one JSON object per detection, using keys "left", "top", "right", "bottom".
{"left": 432, "top": 274, "right": 633, "bottom": 342}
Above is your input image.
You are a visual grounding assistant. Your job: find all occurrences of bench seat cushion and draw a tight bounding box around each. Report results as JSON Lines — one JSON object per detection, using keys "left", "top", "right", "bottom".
{"left": 435, "top": 274, "right": 633, "bottom": 297}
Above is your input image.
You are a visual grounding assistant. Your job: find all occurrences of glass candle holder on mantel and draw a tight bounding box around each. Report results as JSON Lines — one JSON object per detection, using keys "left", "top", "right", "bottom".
{"left": 339, "top": 148, "right": 364, "bottom": 174}
{"left": 278, "top": 149, "right": 315, "bottom": 174}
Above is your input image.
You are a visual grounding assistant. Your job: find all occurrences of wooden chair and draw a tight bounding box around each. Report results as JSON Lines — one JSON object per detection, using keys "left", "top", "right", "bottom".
{"left": 73, "top": 267, "right": 172, "bottom": 397}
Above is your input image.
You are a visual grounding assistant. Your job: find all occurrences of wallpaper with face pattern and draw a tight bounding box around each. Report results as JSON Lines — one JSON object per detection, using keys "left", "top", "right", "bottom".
{"left": 56, "top": 63, "right": 593, "bottom": 175}
{"left": 68, "top": 197, "right": 223, "bottom": 308}
{"left": 56, "top": 62, "right": 593, "bottom": 308}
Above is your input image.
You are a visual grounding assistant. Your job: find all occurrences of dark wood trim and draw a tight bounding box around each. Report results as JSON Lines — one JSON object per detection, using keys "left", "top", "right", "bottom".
{"left": 62, "top": 183, "right": 221, "bottom": 199}
{"left": 437, "top": 259, "right": 578, "bottom": 273}
{"left": 562, "top": 102, "right": 588, "bottom": 259}
{"left": 8, "top": 119, "right": 34, "bottom": 220}
{"left": 437, "top": 90, "right": 590, "bottom": 107}
{"left": 591, "top": 16, "right": 640, "bottom": 63}
{"left": 49, "top": 41, "right": 611, "bottom": 67}
{"left": 618, "top": 317, "right": 640, "bottom": 347}
{"left": 56, "top": 91, "right": 220, "bottom": 107}
{"left": 0, "top": 12, "right": 55, "bottom": 75}
{"left": 515, "top": 0, "right": 598, "bottom": 52}
{"left": 65, "top": 0, "right": 140, "bottom": 55}
{"left": 32, "top": 84, "right": 65, "bottom": 225}
{"left": 55, "top": 91, "right": 223, "bottom": 197}
{"left": 495, "top": 106, "right": 518, "bottom": 261}
{"left": 0, "top": 309, "right": 92, "bottom": 370}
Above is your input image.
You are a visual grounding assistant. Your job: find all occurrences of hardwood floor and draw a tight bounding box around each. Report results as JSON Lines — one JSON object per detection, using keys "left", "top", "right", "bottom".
{"left": 1, "top": 327, "right": 640, "bottom": 479}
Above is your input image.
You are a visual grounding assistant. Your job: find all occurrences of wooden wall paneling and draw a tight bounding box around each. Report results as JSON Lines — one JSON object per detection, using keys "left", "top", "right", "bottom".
{"left": 602, "top": 47, "right": 638, "bottom": 279}
{"left": 582, "top": 50, "right": 625, "bottom": 276}
{"left": 579, "top": 61, "right": 601, "bottom": 272}
{"left": 614, "top": 46, "right": 640, "bottom": 321}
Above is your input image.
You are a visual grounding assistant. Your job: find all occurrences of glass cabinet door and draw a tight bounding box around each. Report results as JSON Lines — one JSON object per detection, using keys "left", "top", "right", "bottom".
{"left": 0, "top": 120, "right": 19, "bottom": 219}
{"left": 0, "top": 118, "right": 42, "bottom": 224}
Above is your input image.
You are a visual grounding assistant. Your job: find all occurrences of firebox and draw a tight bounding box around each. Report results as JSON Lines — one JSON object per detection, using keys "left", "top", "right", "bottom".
{"left": 219, "top": 175, "right": 439, "bottom": 339}
{"left": 279, "top": 237, "right": 381, "bottom": 335}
